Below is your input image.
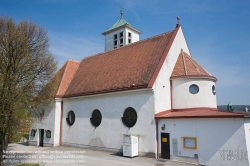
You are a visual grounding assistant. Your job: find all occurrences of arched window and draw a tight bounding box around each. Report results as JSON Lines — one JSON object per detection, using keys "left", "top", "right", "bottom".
{"left": 189, "top": 84, "right": 199, "bottom": 94}
{"left": 66, "top": 110, "right": 75, "bottom": 126}
{"left": 31, "top": 129, "right": 36, "bottom": 136}
{"left": 122, "top": 107, "right": 137, "bottom": 128}
{"left": 90, "top": 109, "right": 102, "bottom": 127}
{"left": 46, "top": 130, "right": 51, "bottom": 138}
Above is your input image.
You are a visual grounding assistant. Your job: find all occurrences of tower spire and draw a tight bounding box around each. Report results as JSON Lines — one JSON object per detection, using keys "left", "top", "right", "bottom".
{"left": 120, "top": 5, "right": 124, "bottom": 18}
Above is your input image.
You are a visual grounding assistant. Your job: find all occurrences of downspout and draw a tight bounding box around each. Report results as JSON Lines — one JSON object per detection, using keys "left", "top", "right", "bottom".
{"left": 59, "top": 100, "right": 63, "bottom": 146}
{"left": 155, "top": 118, "right": 159, "bottom": 159}
{"left": 170, "top": 80, "right": 173, "bottom": 112}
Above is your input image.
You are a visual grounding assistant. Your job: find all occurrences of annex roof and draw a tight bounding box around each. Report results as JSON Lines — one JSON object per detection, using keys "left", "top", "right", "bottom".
{"left": 63, "top": 26, "right": 180, "bottom": 98}
{"left": 171, "top": 50, "right": 217, "bottom": 81}
{"left": 155, "top": 108, "right": 245, "bottom": 119}
{"left": 55, "top": 59, "right": 80, "bottom": 98}
{"left": 102, "top": 17, "right": 141, "bottom": 35}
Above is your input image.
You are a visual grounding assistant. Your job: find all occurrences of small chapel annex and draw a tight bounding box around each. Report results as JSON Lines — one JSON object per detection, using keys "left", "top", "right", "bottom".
{"left": 29, "top": 11, "right": 250, "bottom": 166}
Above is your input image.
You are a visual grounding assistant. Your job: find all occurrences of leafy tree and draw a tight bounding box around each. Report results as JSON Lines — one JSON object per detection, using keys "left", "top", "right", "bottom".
{"left": 0, "top": 17, "right": 58, "bottom": 165}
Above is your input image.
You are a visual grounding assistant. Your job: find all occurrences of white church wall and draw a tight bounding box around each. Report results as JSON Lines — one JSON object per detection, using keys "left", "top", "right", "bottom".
{"left": 104, "top": 27, "right": 139, "bottom": 51}
{"left": 29, "top": 99, "right": 61, "bottom": 147}
{"left": 62, "top": 89, "right": 156, "bottom": 156}
{"left": 158, "top": 118, "right": 248, "bottom": 166}
{"left": 124, "top": 28, "right": 139, "bottom": 45}
{"left": 172, "top": 78, "right": 217, "bottom": 109}
{"left": 53, "top": 99, "right": 62, "bottom": 146}
{"left": 244, "top": 118, "right": 250, "bottom": 166}
{"left": 153, "top": 27, "right": 190, "bottom": 114}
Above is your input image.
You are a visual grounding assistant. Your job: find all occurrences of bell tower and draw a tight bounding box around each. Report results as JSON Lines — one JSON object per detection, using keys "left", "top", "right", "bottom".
{"left": 102, "top": 8, "right": 141, "bottom": 51}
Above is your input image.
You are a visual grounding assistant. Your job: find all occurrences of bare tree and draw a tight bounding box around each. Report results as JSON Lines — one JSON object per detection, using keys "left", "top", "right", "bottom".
{"left": 0, "top": 17, "right": 58, "bottom": 165}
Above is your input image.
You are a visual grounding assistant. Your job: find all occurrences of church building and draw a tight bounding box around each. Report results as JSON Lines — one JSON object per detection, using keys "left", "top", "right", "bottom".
{"left": 29, "top": 11, "right": 250, "bottom": 166}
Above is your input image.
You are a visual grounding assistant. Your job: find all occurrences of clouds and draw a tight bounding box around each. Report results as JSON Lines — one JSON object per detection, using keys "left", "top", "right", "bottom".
{"left": 49, "top": 31, "right": 103, "bottom": 68}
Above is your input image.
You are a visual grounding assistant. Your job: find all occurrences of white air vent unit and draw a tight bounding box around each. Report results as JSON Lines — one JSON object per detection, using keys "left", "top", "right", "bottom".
{"left": 123, "top": 135, "right": 138, "bottom": 157}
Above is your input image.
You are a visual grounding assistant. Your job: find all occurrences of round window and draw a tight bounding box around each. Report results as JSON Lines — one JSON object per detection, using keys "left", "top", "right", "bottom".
{"left": 66, "top": 110, "right": 75, "bottom": 126}
{"left": 212, "top": 85, "right": 216, "bottom": 95}
{"left": 122, "top": 107, "right": 137, "bottom": 128}
{"left": 90, "top": 109, "right": 102, "bottom": 127}
{"left": 189, "top": 84, "right": 199, "bottom": 94}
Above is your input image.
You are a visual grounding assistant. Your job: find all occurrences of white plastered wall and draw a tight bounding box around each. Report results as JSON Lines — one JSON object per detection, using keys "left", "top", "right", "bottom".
{"left": 62, "top": 89, "right": 156, "bottom": 155}
{"left": 104, "top": 27, "right": 140, "bottom": 51}
{"left": 158, "top": 118, "right": 249, "bottom": 166}
{"left": 29, "top": 99, "right": 62, "bottom": 147}
{"left": 244, "top": 118, "right": 250, "bottom": 166}
{"left": 153, "top": 27, "right": 190, "bottom": 114}
{"left": 172, "top": 78, "right": 217, "bottom": 109}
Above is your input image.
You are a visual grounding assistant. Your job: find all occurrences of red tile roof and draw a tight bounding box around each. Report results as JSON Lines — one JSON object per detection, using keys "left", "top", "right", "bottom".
{"left": 63, "top": 27, "right": 180, "bottom": 98}
{"left": 55, "top": 60, "right": 80, "bottom": 98}
{"left": 171, "top": 50, "right": 217, "bottom": 81}
{"left": 155, "top": 108, "right": 245, "bottom": 119}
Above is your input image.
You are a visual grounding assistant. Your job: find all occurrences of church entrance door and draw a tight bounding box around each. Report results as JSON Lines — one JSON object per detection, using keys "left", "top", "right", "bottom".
{"left": 161, "top": 132, "right": 170, "bottom": 159}
{"left": 39, "top": 129, "right": 44, "bottom": 147}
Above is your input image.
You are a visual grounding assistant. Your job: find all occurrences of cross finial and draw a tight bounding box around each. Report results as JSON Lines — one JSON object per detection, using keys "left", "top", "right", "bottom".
{"left": 120, "top": 5, "right": 124, "bottom": 18}
{"left": 177, "top": 16, "right": 180, "bottom": 26}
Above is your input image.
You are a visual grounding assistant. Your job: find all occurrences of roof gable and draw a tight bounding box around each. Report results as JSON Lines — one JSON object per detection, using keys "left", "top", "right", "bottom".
{"left": 63, "top": 29, "right": 178, "bottom": 98}
{"left": 55, "top": 59, "right": 80, "bottom": 98}
{"left": 171, "top": 50, "right": 217, "bottom": 81}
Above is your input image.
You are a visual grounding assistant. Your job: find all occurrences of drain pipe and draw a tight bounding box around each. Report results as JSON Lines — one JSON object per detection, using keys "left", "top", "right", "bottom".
{"left": 170, "top": 80, "right": 173, "bottom": 112}
{"left": 156, "top": 118, "right": 159, "bottom": 159}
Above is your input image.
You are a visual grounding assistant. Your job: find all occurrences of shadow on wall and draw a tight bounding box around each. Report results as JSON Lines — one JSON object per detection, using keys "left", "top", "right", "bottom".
{"left": 63, "top": 92, "right": 153, "bottom": 119}
{"left": 197, "top": 119, "right": 247, "bottom": 165}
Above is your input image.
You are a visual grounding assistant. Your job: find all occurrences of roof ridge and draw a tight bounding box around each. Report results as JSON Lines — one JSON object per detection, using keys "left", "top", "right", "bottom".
{"left": 68, "top": 59, "right": 80, "bottom": 63}
{"left": 183, "top": 51, "right": 203, "bottom": 75}
{"left": 181, "top": 50, "right": 187, "bottom": 75}
{"left": 83, "top": 30, "right": 175, "bottom": 61}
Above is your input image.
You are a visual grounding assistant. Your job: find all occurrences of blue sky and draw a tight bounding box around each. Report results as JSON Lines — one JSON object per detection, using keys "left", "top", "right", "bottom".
{"left": 1, "top": 0, "right": 249, "bottom": 105}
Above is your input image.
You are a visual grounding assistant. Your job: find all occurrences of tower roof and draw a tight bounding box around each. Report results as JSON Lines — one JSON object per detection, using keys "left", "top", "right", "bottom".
{"left": 171, "top": 50, "right": 217, "bottom": 81}
{"left": 102, "top": 14, "right": 141, "bottom": 35}
{"left": 107, "top": 17, "right": 132, "bottom": 31}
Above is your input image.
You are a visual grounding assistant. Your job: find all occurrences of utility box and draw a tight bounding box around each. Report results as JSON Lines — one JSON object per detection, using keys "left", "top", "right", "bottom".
{"left": 123, "top": 135, "right": 138, "bottom": 157}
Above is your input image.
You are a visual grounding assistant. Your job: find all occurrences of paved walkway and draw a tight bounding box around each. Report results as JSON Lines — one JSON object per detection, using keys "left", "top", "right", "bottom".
{"left": 4, "top": 142, "right": 195, "bottom": 166}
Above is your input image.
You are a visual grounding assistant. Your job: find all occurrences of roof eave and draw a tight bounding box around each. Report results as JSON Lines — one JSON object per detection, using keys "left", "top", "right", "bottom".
{"left": 62, "top": 85, "right": 149, "bottom": 99}
{"left": 155, "top": 115, "right": 244, "bottom": 119}
{"left": 170, "top": 75, "right": 218, "bottom": 82}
